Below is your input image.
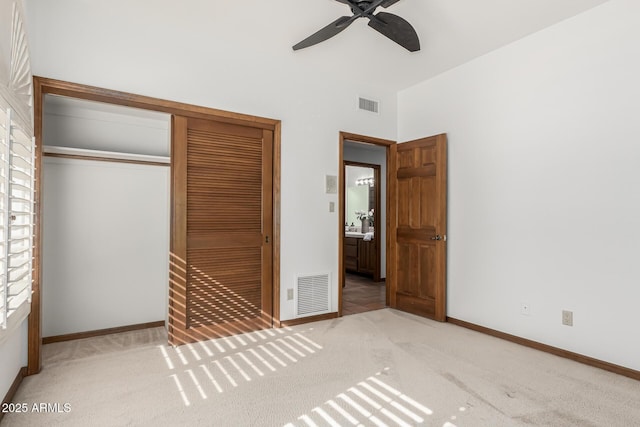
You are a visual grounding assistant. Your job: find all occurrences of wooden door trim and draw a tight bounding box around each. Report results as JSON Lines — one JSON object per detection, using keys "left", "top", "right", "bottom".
{"left": 388, "top": 144, "right": 398, "bottom": 309}
{"left": 435, "top": 134, "right": 448, "bottom": 320}
{"left": 29, "top": 77, "right": 44, "bottom": 375}
{"left": 33, "top": 77, "right": 278, "bottom": 130}
{"left": 338, "top": 132, "right": 395, "bottom": 316}
{"left": 169, "top": 116, "right": 189, "bottom": 340}
{"left": 261, "top": 129, "right": 275, "bottom": 323}
{"left": 31, "top": 77, "right": 281, "bottom": 374}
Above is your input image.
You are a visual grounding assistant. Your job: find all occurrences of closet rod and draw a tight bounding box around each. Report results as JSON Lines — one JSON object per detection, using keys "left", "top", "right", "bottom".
{"left": 43, "top": 146, "right": 170, "bottom": 167}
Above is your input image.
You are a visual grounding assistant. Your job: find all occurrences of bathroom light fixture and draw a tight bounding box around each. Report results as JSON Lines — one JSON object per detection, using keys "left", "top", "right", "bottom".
{"left": 356, "top": 177, "right": 374, "bottom": 186}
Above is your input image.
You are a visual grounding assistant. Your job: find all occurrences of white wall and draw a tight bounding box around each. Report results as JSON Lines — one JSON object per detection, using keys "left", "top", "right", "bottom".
{"left": 344, "top": 143, "right": 387, "bottom": 277}
{"left": 398, "top": 0, "right": 640, "bottom": 370}
{"left": 42, "top": 157, "right": 169, "bottom": 336}
{"left": 0, "top": 320, "right": 27, "bottom": 404}
{"left": 44, "top": 95, "right": 171, "bottom": 157}
{"left": 25, "top": 0, "right": 398, "bottom": 320}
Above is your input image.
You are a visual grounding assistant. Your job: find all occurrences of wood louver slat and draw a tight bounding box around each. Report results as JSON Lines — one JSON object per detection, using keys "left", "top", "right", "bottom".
{"left": 188, "top": 247, "right": 262, "bottom": 326}
{"left": 187, "top": 128, "right": 262, "bottom": 234}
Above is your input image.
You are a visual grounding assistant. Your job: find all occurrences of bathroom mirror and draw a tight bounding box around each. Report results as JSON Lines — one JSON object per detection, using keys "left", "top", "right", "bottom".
{"left": 345, "top": 164, "right": 375, "bottom": 229}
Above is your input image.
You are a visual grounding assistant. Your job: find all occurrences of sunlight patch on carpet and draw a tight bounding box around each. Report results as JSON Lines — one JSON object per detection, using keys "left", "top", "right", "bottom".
{"left": 284, "top": 368, "right": 437, "bottom": 427}
{"left": 160, "top": 327, "right": 322, "bottom": 403}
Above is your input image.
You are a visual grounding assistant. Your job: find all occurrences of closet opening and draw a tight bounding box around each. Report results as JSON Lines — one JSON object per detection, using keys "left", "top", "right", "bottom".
{"left": 40, "top": 94, "right": 171, "bottom": 343}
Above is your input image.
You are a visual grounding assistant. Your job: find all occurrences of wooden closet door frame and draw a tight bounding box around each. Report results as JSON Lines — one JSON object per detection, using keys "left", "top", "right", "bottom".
{"left": 30, "top": 77, "right": 281, "bottom": 374}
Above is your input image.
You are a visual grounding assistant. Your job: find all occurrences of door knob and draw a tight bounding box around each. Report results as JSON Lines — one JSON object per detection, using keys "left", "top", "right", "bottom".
{"left": 431, "top": 235, "right": 442, "bottom": 241}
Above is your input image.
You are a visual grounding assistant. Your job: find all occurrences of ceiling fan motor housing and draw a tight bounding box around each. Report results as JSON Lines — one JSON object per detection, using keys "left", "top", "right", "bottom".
{"left": 351, "top": 1, "right": 374, "bottom": 14}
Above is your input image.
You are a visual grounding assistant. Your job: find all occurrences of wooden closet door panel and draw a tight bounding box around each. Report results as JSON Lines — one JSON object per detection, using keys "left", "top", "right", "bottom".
{"left": 169, "top": 117, "right": 273, "bottom": 345}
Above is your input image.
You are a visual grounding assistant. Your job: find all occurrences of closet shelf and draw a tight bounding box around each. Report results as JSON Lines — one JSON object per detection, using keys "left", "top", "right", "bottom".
{"left": 43, "top": 145, "right": 170, "bottom": 164}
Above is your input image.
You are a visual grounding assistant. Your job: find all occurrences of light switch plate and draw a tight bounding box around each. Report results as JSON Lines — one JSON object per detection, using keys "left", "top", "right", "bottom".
{"left": 329, "top": 202, "right": 335, "bottom": 212}
{"left": 325, "top": 175, "right": 337, "bottom": 194}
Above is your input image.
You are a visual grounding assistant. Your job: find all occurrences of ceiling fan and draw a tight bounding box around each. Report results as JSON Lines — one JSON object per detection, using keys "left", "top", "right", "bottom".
{"left": 293, "top": 0, "right": 420, "bottom": 52}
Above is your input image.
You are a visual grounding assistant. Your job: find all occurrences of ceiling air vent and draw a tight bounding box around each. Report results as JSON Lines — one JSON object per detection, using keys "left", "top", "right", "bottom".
{"left": 358, "top": 97, "right": 379, "bottom": 114}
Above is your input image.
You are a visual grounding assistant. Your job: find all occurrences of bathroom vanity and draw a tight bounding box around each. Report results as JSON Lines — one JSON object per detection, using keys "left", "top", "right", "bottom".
{"left": 344, "top": 232, "right": 376, "bottom": 277}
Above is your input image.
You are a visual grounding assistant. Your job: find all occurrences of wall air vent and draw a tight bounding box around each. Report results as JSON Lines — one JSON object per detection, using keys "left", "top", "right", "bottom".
{"left": 358, "top": 97, "right": 380, "bottom": 114}
{"left": 296, "top": 273, "right": 330, "bottom": 316}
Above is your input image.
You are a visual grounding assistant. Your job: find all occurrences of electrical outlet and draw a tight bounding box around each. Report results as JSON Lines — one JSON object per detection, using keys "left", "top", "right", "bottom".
{"left": 562, "top": 310, "right": 573, "bottom": 326}
{"left": 520, "top": 303, "right": 531, "bottom": 316}
{"left": 287, "top": 288, "right": 294, "bottom": 301}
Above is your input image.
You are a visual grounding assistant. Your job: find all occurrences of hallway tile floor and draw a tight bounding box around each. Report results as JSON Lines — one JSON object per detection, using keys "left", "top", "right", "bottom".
{"left": 342, "top": 273, "right": 386, "bottom": 316}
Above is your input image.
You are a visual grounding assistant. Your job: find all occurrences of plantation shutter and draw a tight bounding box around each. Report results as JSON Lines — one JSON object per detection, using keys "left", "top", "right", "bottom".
{"left": 0, "top": 0, "right": 35, "bottom": 330}
{"left": 0, "top": 106, "right": 7, "bottom": 323}
{"left": 0, "top": 103, "right": 34, "bottom": 329}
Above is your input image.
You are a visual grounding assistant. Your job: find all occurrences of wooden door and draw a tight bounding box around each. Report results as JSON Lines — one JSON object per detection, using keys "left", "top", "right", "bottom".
{"left": 390, "top": 134, "right": 447, "bottom": 321}
{"left": 169, "top": 116, "right": 273, "bottom": 345}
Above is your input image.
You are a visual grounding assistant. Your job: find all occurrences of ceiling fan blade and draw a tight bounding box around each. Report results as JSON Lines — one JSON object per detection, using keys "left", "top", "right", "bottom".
{"left": 380, "top": 0, "right": 401, "bottom": 7}
{"left": 367, "top": 11, "right": 420, "bottom": 52}
{"left": 293, "top": 16, "right": 356, "bottom": 50}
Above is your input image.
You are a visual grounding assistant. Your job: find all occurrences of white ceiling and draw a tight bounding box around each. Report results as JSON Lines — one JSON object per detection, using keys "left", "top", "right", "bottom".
{"left": 26, "top": 0, "right": 608, "bottom": 128}
{"left": 290, "top": 0, "right": 610, "bottom": 91}
{"left": 36, "top": 0, "right": 613, "bottom": 156}
{"left": 24, "top": 0, "right": 612, "bottom": 98}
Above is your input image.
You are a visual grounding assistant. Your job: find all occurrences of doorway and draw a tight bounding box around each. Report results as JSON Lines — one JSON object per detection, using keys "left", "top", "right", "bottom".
{"left": 338, "top": 132, "right": 395, "bottom": 316}
{"left": 339, "top": 132, "right": 448, "bottom": 321}
{"left": 343, "top": 161, "right": 382, "bottom": 315}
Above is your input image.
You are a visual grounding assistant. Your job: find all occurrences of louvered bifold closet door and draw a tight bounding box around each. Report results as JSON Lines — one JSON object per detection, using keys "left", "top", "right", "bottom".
{"left": 169, "top": 116, "right": 273, "bottom": 345}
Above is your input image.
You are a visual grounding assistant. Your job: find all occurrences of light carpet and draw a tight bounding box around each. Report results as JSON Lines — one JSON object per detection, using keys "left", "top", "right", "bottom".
{"left": 3, "top": 309, "right": 639, "bottom": 426}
